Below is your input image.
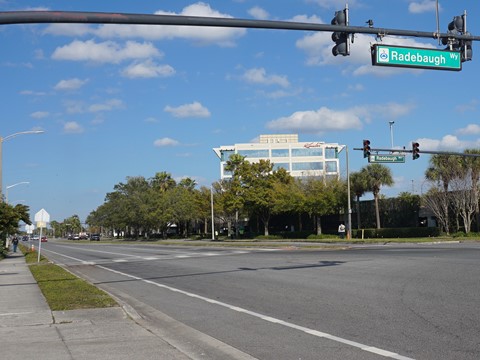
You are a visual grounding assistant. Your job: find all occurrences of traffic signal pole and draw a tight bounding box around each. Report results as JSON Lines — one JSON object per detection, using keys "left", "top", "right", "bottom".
{"left": 1, "top": 10, "right": 480, "bottom": 44}
{"left": 353, "top": 147, "right": 480, "bottom": 158}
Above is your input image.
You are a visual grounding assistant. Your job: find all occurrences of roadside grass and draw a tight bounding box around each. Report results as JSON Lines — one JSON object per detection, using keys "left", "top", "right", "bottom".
{"left": 20, "top": 244, "right": 117, "bottom": 311}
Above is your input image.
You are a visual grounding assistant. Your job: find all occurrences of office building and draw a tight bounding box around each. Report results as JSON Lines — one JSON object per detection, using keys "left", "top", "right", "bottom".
{"left": 213, "top": 134, "right": 341, "bottom": 180}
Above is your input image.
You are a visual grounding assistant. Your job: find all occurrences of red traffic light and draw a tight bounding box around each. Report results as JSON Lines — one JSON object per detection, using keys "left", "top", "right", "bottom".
{"left": 412, "top": 142, "right": 420, "bottom": 160}
{"left": 363, "top": 139, "right": 371, "bottom": 158}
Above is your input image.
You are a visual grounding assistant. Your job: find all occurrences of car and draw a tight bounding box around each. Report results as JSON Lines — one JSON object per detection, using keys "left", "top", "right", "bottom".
{"left": 32, "top": 235, "right": 40, "bottom": 241}
{"left": 22, "top": 235, "right": 29, "bottom": 242}
{"left": 41, "top": 236, "right": 48, "bottom": 242}
{"left": 90, "top": 233, "right": 101, "bottom": 241}
{"left": 72, "top": 234, "right": 80, "bottom": 240}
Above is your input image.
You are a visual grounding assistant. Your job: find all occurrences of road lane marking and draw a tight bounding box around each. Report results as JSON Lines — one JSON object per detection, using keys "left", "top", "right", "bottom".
{"left": 96, "top": 265, "right": 415, "bottom": 360}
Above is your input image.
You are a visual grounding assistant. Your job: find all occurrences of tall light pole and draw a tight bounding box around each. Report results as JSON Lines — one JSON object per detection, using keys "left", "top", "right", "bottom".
{"left": 338, "top": 145, "right": 352, "bottom": 239}
{"left": 0, "top": 130, "right": 44, "bottom": 202}
{"left": 388, "top": 121, "right": 395, "bottom": 149}
{"left": 6, "top": 181, "right": 30, "bottom": 204}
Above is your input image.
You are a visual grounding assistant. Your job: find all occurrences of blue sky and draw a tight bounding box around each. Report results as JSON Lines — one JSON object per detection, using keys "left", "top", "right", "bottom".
{"left": 1, "top": 0, "right": 479, "bottom": 224}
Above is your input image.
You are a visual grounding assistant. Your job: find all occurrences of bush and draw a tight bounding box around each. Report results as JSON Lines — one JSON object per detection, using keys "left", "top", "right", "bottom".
{"left": 352, "top": 227, "right": 441, "bottom": 239}
{"left": 307, "top": 233, "right": 339, "bottom": 240}
{"left": 255, "top": 235, "right": 283, "bottom": 240}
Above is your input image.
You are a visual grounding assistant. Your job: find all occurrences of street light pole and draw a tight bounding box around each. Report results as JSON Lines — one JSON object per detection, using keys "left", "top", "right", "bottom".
{"left": 0, "top": 130, "right": 44, "bottom": 202}
{"left": 338, "top": 145, "right": 352, "bottom": 240}
{"left": 6, "top": 181, "right": 30, "bottom": 204}
{"left": 388, "top": 121, "right": 395, "bottom": 149}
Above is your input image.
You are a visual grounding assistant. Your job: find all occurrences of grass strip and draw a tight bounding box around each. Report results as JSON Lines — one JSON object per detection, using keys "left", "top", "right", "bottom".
{"left": 20, "top": 244, "right": 117, "bottom": 311}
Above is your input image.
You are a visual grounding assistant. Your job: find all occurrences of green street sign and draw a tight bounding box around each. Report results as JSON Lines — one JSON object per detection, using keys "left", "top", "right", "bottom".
{"left": 371, "top": 44, "right": 462, "bottom": 71}
{"left": 369, "top": 154, "right": 405, "bottom": 163}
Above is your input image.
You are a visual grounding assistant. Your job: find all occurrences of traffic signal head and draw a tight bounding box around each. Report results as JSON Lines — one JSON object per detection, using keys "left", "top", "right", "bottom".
{"left": 363, "top": 139, "right": 371, "bottom": 158}
{"left": 331, "top": 8, "right": 350, "bottom": 56}
{"left": 448, "top": 15, "right": 465, "bottom": 33}
{"left": 412, "top": 142, "right": 420, "bottom": 160}
{"left": 461, "top": 40, "right": 473, "bottom": 62}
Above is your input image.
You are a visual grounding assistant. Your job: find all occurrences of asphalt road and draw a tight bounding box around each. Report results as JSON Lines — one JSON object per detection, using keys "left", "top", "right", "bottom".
{"left": 40, "top": 240, "right": 480, "bottom": 360}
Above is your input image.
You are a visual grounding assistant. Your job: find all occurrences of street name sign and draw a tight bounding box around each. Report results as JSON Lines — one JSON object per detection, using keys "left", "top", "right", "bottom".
{"left": 369, "top": 154, "right": 405, "bottom": 163}
{"left": 371, "top": 44, "right": 462, "bottom": 71}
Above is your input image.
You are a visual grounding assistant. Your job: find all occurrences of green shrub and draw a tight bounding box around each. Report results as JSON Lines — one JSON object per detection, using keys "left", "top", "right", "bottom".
{"left": 352, "top": 227, "right": 440, "bottom": 239}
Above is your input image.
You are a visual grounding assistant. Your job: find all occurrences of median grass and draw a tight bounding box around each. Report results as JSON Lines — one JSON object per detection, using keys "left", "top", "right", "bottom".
{"left": 20, "top": 244, "right": 117, "bottom": 311}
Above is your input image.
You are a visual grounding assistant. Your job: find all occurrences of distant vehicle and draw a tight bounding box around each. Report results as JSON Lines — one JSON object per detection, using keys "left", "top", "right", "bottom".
{"left": 90, "top": 233, "right": 101, "bottom": 241}
{"left": 41, "top": 236, "right": 48, "bottom": 242}
{"left": 72, "top": 234, "right": 80, "bottom": 240}
{"left": 22, "top": 235, "right": 29, "bottom": 242}
{"left": 32, "top": 235, "right": 40, "bottom": 241}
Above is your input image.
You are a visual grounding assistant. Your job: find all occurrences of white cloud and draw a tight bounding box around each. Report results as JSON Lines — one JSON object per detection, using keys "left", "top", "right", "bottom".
{"left": 43, "top": 23, "right": 93, "bottom": 37}
{"left": 20, "top": 90, "right": 47, "bottom": 96}
{"left": 30, "top": 111, "right": 49, "bottom": 119}
{"left": 64, "top": 121, "right": 84, "bottom": 134}
{"left": 266, "top": 107, "right": 363, "bottom": 134}
{"left": 248, "top": 6, "right": 269, "bottom": 20}
{"left": 296, "top": 32, "right": 437, "bottom": 77}
{"left": 54, "top": 78, "right": 89, "bottom": 91}
{"left": 164, "top": 101, "right": 211, "bottom": 118}
{"left": 88, "top": 99, "right": 124, "bottom": 113}
{"left": 44, "top": 3, "right": 246, "bottom": 47}
{"left": 409, "top": 1, "right": 439, "bottom": 14}
{"left": 154, "top": 137, "right": 179, "bottom": 147}
{"left": 456, "top": 124, "right": 480, "bottom": 136}
{"left": 415, "top": 135, "right": 474, "bottom": 151}
{"left": 121, "top": 59, "right": 175, "bottom": 78}
{"left": 52, "top": 40, "right": 160, "bottom": 63}
{"left": 307, "top": 0, "right": 358, "bottom": 8}
{"left": 242, "top": 68, "right": 290, "bottom": 88}
{"left": 266, "top": 102, "right": 414, "bottom": 134}
{"left": 288, "top": 14, "right": 323, "bottom": 24}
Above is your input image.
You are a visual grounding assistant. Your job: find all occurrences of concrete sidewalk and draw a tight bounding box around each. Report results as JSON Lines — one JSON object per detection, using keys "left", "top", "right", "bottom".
{"left": 0, "top": 251, "right": 192, "bottom": 360}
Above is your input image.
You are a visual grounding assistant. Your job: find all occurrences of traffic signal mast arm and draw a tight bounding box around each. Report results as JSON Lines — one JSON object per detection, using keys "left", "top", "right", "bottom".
{"left": 0, "top": 10, "right": 479, "bottom": 44}
{"left": 353, "top": 147, "right": 480, "bottom": 158}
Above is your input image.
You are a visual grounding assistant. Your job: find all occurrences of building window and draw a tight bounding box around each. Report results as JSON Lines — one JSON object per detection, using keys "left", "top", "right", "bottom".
{"left": 221, "top": 150, "right": 235, "bottom": 161}
{"left": 271, "top": 148, "right": 289, "bottom": 157}
{"left": 292, "top": 148, "right": 323, "bottom": 157}
{"left": 237, "top": 149, "right": 269, "bottom": 158}
{"left": 325, "top": 147, "right": 338, "bottom": 159}
{"left": 325, "top": 161, "right": 338, "bottom": 173}
{"left": 292, "top": 162, "right": 323, "bottom": 171}
{"left": 272, "top": 162, "right": 289, "bottom": 171}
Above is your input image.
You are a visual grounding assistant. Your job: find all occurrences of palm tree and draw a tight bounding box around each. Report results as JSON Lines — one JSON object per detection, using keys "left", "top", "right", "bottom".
{"left": 463, "top": 149, "right": 480, "bottom": 231}
{"left": 150, "top": 171, "right": 176, "bottom": 192}
{"left": 350, "top": 171, "right": 368, "bottom": 229}
{"left": 361, "top": 164, "right": 394, "bottom": 229}
{"left": 424, "top": 155, "right": 462, "bottom": 234}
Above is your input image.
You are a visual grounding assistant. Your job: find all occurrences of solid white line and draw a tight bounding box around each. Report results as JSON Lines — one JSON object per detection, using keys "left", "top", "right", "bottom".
{"left": 96, "top": 265, "right": 415, "bottom": 360}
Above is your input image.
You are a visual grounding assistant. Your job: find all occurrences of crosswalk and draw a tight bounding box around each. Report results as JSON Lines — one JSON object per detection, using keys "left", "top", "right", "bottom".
{"left": 42, "top": 246, "right": 278, "bottom": 266}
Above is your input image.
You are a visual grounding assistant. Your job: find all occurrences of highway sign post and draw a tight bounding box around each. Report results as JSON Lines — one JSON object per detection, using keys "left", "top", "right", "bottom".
{"left": 369, "top": 154, "right": 405, "bottom": 163}
{"left": 371, "top": 44, "right": 462, "bottom": 71}
{"left": 34, "top": 208, "right": 50, "bottom": 263}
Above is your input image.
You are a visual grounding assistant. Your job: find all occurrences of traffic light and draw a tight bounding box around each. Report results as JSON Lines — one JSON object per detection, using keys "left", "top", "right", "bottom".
{"left": 448, "top": 15, "right": 465, "bottom": 33}
{"left": 331, "top": 8, "right": 350, "bottom": 56}
{"left": 443, "top": 13, "right": 472, "bottom": 62}
{"left": 363, "top": 139, "right": 371, "bottom": 158}
{"left": 412, "top": 142, "right": 420, "bottom": 160}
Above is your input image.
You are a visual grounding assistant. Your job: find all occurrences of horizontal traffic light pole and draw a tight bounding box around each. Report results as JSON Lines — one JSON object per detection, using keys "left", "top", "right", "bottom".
{"left": 0, "top": 10, "right": 479, "bottom": 43}
{"left": 353, "top": 147, "right": 480, "bottom": 157}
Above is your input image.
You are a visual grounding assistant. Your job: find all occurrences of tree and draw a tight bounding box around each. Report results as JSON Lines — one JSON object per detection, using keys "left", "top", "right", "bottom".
{"left": 150, "top": 171, "right": 176, "bottom": 192}
{"left": 361, "top": 164, "right": 394, "bottom": 229}
{"left": 424, "top": 155, "right": 462, "bottom": 234}
{"left": 0, "top": 203, "right": 31, "bottom": 249}
{"left": 462, "top": 149, "right": 480, "bottom": 232}
{"left": 350, "top": 171, "right": 368, "bottom": 229}
{"left": 303, "top": 178, "right": 342, "bottom": 235}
